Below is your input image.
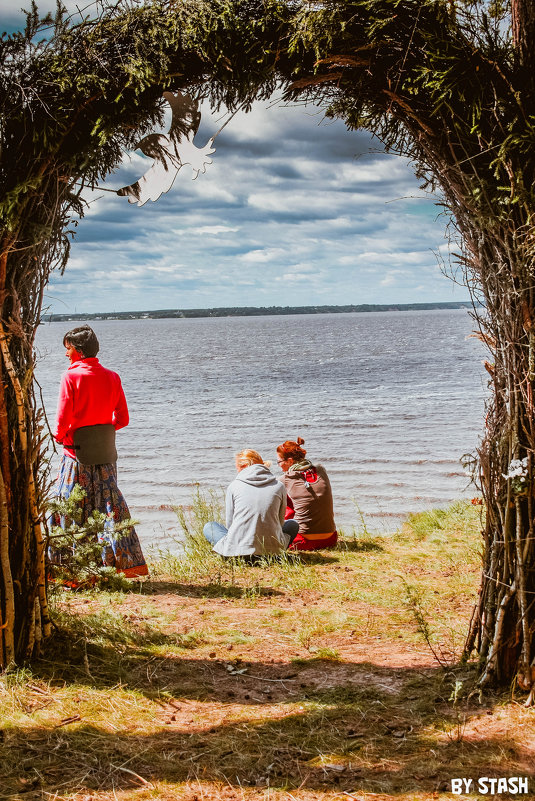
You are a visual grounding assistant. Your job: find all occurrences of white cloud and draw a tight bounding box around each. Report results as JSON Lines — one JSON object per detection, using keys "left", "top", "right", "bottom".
{"left": 280, "top": 272, "right": 311, "bottom": 283}
{"left": 239, "top": 248, "right": 285, "bottom": 264}
{"left": 380, "top": 270, "right": 414, "bottom": 287}
{"left": 191, "top": 225, "right": 240, "bottom": 235}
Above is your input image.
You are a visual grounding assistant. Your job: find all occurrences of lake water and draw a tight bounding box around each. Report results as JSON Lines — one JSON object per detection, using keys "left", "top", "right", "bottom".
{"left": 35, "top": 310, "right": 487, "bottom": 551}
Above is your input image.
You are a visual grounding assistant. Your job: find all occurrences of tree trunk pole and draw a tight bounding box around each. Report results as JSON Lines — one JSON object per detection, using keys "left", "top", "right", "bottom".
{"left": 512, "top": 0, "right": 535, "bottom": 71}
{"left": 0, "top": 465, "right": 15, "bottom": 667}
{"left": 0, "top": 243, "right": 13, "bottom": 512}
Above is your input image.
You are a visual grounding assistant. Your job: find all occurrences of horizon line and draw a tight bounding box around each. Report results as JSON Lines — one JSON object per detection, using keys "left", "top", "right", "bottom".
{"left": 42, "top": 300, "right": 475, "bottom": 322}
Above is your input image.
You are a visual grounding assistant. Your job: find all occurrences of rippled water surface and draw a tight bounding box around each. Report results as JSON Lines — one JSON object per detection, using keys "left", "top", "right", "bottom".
{"left": 36, "top": 310, "right": 487, "bottom": 549}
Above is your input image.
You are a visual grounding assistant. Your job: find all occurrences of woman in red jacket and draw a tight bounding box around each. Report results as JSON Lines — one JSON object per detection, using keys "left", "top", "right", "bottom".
{"left": 50, "top": 324, "right": 148, "bottom": 577}
{"left": 276, "top": 437, "right": 337, "bottom": 552}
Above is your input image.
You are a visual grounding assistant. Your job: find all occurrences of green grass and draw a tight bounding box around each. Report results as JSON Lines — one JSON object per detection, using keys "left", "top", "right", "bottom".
{"left": 3, "top": 496, "right": 527, "bottom": 801}
{"left": 152, "top": 493, "right": 483, "bottom": 655}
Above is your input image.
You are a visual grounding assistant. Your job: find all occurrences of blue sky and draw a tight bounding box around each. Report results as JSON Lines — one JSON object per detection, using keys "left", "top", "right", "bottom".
{"left": 3, "top": 1, "right": 469, "bottom": 314}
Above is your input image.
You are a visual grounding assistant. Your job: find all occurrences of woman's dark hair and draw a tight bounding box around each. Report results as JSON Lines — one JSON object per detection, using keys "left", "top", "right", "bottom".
{"left": 277, "top": 437, "right": 307, "bottom": 462}
{"left": 63, "top": 325, "right": 99, "bottom": 357}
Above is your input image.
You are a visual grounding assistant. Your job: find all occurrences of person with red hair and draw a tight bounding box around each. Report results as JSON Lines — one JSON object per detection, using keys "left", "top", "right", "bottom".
{"left": 276, "top": 438, "right": 337, "bottom": 551}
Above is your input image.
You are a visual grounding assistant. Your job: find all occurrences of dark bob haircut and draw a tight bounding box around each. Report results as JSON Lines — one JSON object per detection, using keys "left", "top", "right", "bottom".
{"left": 63, "top": 325, "right": 99, "bottom": 358}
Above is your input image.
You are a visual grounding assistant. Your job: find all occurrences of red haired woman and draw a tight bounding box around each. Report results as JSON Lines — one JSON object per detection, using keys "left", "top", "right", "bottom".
{"left": 276, "top": 438, "right": 337, "bottom": 551}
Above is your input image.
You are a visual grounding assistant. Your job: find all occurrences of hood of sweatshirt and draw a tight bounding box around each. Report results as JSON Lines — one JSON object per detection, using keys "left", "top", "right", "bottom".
{"left": 287, "top": 458, "right": 315, "bottom": 475}
{"left": 235, "top": 463, "right": 278, "bottom": 487}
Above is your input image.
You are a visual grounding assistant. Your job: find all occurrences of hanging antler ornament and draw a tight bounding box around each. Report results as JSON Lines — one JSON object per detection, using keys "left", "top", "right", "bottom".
{"left": 116, "top": 91, "right": 227, "bottom": 207}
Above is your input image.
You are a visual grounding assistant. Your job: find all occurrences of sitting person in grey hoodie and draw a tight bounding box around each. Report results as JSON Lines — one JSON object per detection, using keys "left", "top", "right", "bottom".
{"left": 203, "top": 449, "right": 299, "bottom": 558}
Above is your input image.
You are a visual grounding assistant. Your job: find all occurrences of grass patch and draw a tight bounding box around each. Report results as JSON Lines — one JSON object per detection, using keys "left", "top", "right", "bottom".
{"left": 1, "top": 498, "right": 532, "bottom": 801}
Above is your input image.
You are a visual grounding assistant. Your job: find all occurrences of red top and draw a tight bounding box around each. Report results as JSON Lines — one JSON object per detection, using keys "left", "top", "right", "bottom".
{"left": 284, "top": 495, "right": 295, "bottom": 520}
{"left": 54, "top": 357, "right": 129, "bottom": 458}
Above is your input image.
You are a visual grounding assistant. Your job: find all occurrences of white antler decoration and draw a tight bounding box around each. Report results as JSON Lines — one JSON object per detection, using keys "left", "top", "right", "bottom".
{"left": 117, "top": 91, "right": 215, "bottom": 207}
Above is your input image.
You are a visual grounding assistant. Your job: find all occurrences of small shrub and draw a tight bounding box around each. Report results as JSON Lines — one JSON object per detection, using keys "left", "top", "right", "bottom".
{"left": 173, "top": 483, "right": 226, "bottom": 548}
{"left": 313, "top": 647, "right": 342, "bottom": 661}
{"left": 47, "top": 484, "right": 134, "bottom": 591}
{"left": 403, "top": 500, "right": 482, "bottom": 542}
{"left": 405, "top": 507, "right": 449, "bottom": 540}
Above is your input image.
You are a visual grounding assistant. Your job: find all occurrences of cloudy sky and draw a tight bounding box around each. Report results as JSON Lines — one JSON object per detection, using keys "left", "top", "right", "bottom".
{"left": 3, "top": 1, "right": 469, "bottom": 314}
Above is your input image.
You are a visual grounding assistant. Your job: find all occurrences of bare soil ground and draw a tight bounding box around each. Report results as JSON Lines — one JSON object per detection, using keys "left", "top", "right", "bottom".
{"left": 1, "top": 503, "right": 534, "bottom": 801}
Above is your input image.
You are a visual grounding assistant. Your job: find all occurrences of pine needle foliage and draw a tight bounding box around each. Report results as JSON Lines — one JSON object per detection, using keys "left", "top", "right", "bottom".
{"left": 47, "top": 484, "right": 134, "bottom": 591}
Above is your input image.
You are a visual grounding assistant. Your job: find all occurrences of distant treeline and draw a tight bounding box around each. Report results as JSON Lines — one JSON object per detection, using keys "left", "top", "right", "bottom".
{"left": 43, "top": 301, "right": 473, "bottom": 323}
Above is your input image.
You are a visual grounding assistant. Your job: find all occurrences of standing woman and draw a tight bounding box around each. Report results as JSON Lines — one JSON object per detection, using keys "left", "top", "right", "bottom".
{"left": 276, "top": 438, "right": 337, "bottom": 551}
{"left": 50, "top": 324, "right": 148, "bottom": 577}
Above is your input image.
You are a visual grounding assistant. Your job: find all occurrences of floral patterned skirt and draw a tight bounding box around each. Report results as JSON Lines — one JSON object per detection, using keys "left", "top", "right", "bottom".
{"left": 49, "top": 454, "right": 149, "bottom": 578}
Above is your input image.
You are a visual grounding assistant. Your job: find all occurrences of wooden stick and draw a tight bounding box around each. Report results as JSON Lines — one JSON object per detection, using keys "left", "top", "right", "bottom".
{"left": 111, "top": 764, "right": 154, "bottom": 787}
{"left": 515, "top": 496, "right": 532, "bottom": 683}
{"left": 480, "top": 580, "right": 515, "bottom": 686}
{"left": 0, "top": 325, "right": 51, "bottom": 641}
{"left": 0, "top": 246, "right": 12, "bottom": 521}
{"left": 0, "top": 466, "right": 15, "bottom": 666}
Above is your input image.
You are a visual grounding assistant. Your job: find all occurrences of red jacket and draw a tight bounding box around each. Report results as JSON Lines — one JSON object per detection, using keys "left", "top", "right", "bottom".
{"left": 54, "top": 357, "right": 129, "bottom": 458}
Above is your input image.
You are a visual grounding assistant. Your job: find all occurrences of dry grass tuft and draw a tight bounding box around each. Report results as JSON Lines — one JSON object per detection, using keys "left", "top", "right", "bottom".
{"left": 1, "top": 500, "right": 533, "bottom": 801}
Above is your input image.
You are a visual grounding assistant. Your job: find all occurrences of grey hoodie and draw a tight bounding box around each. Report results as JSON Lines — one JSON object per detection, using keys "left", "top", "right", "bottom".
{"left": 214, "top": 463, "right": 290, "bottom": 557}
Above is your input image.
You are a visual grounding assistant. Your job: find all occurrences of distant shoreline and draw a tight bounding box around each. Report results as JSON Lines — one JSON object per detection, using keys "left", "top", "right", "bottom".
{"left": 42, "top": 301, "right": 473, "bottom": 323}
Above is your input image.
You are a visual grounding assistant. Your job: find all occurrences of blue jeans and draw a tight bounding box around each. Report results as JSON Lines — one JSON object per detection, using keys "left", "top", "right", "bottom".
{"left": 203, "top": 519, "right": 299, "bottom": 546}
{"left": 203, "top": 521, "right": 228, "bottom": 545}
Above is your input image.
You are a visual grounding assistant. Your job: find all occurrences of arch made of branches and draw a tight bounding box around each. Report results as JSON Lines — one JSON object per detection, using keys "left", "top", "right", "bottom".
{"left": 2, "top": 0, "right": 535, "bottom": 696}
